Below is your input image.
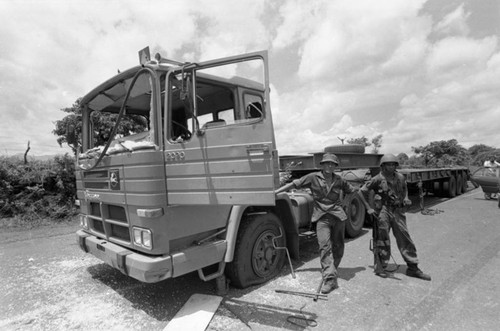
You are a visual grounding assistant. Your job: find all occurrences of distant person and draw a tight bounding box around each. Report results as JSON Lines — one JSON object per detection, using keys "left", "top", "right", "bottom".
{"left": 275, "top": 153, "right": 356, "bottom": 294}
{"left": 358, "top": 154, "right": 431, "bottom": 281}
{"left": 483, "top": 156, "right": 500, "bottom": 168}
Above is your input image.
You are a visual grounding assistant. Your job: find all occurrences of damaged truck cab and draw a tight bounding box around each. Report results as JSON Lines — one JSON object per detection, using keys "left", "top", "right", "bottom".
{"left": 76, "top": 48, "right": 300, "bottom": 288}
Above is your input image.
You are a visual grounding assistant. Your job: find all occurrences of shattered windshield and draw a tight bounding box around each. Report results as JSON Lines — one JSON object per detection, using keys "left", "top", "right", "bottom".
{"left": 81, "top": 70, "right": 162, "bottom": 158}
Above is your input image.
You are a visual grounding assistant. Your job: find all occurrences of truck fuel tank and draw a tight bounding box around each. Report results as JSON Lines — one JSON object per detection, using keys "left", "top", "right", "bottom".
{"left": 288, "top": 191, "right": 314, "bottom": 228}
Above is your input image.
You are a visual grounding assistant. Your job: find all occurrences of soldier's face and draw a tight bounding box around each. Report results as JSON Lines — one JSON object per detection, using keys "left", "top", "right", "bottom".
{"left": 322, "top": 162, "right": 336, "bottom": 174}
{"left": 383, "top": 163, "right": 397, "bottom": 173}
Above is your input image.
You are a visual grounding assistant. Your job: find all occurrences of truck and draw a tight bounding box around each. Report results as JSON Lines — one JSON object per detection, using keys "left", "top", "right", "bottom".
{"left": 74, "top": 48, "right": 470, "bottom": 290}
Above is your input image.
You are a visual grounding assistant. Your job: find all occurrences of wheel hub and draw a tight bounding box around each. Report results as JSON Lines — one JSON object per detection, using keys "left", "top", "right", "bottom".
{"left": 252, "top": 231, "right": 278, "bottom": 277}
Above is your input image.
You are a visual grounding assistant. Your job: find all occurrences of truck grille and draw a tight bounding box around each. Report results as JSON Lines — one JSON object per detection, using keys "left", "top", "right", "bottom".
{"left": 83, "top": 170, "right": 110, "bottom": 189}
{"left": 87, "top": 203, "right": 131, "bottom": 243}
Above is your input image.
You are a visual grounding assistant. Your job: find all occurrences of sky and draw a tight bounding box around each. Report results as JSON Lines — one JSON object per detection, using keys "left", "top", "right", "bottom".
{"left": 1, "top": 0, "right": 499, "bottom": 157}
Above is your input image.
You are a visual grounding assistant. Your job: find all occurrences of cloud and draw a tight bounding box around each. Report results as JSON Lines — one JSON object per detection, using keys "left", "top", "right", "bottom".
{"left": 0, "top": 0, "right": 272, "bottom": 155}
{"left": 0, "top": 0, "right": 499, "bottom": 158}
{"left": 426, "top": 36, "right": 498, "bottom": 77}
{"left": 434, "top": 4, "right": 471, "bottom": 37}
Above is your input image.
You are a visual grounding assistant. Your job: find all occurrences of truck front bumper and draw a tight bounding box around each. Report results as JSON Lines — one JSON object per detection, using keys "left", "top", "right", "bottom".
{"left": 76, "top": 230, "right": 172, "bottom": 283}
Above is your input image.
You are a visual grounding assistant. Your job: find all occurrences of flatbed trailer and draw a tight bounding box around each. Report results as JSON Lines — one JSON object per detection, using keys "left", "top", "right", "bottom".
{"left": 279, "top": 151, "right": 470, "bottom": 197}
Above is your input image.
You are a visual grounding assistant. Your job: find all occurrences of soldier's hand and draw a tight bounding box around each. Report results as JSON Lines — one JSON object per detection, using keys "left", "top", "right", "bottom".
{"left": 367, "top": 208, "right": 376, "bottom": 215}
{"left": 403, "top": 198, "right": 412, "bottom": 206}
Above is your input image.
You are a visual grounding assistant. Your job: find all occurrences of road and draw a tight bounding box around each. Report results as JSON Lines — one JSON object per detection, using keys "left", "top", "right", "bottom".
{"left": 1, "top": 187, "right": 499, "bottom": 331}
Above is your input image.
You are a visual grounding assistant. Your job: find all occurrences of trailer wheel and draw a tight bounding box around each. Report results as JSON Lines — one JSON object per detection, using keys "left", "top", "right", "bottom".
{"left": 456, "top": 174, "right": 463, "bottom": 195}
{"left": 344, "top": 193, "right": 366, "bottom": 238}
{"left": 444, "top": 176, "right": 457, "bottom": 198}
{"left": 462, "top": 173, "right": 468, "bottom": 193}
{"left": 226, "top": 213, "right": 286, "bottom": 289}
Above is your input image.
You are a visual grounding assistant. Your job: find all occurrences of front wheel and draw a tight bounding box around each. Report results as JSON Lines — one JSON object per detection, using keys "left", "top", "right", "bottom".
{"left": 226, "top": 213, "right": 286, "bottom": 288}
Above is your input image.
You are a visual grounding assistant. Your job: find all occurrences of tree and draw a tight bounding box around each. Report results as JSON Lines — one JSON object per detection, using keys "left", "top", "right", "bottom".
{"left": 371, "top": 134, "right": 383, "bottom": 153}
{"left": 468, "top": 144, "right": 495, "bottom": 165}
{"left": 347, "top": 135, "right": 383, "bottom": 153}
{"left": 53, "top": 99, "right": 83, "bottom": 154}
{"left": 53, "top": 98, "right": 148, "bottom": 154}
{"left": 411, "top": 139, "right": 469, "bottom": 167}
{"left": 347, "top": 136, "right": 371, "bottom": 147}
{"left": 397, "top": 152, "right": 409, "bottom": 166}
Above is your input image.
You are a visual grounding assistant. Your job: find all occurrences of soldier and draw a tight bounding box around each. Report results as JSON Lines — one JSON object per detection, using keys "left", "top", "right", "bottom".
{"left": 275, "top": 153, "right": 356, "bottom": 294}
{"left": 358, "top": 154, "right": 431, "bottom": 281}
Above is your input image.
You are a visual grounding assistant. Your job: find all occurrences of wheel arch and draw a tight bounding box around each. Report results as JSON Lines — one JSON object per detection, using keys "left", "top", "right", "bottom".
{"left": 223, "top": 198, "right": 300, "bottom": 263}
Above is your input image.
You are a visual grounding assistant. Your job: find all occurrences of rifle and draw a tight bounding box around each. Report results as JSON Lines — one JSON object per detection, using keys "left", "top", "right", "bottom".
{"left": 369, "top": 213, "right": 386, "bottom": 277}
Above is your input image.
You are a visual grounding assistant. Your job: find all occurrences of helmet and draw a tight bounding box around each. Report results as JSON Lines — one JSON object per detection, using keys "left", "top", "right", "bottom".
{"left": 320, "top": 153, "right": 339, "bottom": 165}
{"left": 380, "top": 154, "right": 399, "bottom": 167}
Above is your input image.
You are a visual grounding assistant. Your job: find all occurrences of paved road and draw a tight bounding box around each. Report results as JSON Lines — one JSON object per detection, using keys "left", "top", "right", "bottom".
{"left": 1, "top": 188, "right": 499, "bottom": 330}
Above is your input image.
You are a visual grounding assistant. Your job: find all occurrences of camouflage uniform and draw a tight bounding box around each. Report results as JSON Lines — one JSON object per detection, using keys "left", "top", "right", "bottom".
{"left": 360, "top": 171, "right": 419, "bottom": 266}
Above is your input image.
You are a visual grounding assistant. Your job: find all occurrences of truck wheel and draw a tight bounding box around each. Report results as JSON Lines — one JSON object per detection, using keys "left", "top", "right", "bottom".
{"left": 344, "top": 193, "right": 366, "bottom": 238}
{"left": 444, "top": 176, "right": 457, "bottom": 198}
{"left": 324, "top": 144, "right": 365, "bottom": 154}
{"left": 456, "top": 174, "right": 463, "bottom": 195}
{"left": 226, "top": 213, "right": 286, "bottom": 289}
{"left": 462, "top": 174, "right": 468, "bottom": 193}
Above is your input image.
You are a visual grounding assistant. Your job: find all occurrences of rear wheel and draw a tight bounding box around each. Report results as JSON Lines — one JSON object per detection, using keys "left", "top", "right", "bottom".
{"left": 456, "top": 174, "right": 463, "bottom": 195}
{"left": 443, "top": 176, "right": 457, "bottom": 198}
{"left": 344, "top": 193, "right": 366, "bottom": 238}
{"left": 226, "top": 213, "right": 286, "bottom": 288}
{"left": 462, "top": 173, "right": 468, "bottom": 193}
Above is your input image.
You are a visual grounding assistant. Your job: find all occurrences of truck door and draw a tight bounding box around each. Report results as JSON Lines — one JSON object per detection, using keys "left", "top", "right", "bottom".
{"left": 164, "top": 51, "right": 278, "bottom": 205}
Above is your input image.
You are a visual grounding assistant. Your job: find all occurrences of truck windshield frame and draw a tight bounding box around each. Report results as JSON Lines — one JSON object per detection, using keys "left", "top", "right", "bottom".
{"left": 79, "top": 68, "right": 163, "bottom": 158}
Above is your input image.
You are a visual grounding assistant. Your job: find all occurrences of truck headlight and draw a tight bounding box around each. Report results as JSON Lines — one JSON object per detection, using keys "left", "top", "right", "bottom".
{"left": 79, "top": 215, "right": 88, "bottom": 229}
{"left": 132, "top": 227, "right": 152, "bottom": 249}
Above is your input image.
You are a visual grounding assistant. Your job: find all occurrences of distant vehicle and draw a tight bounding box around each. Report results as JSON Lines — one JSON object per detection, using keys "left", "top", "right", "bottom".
{"left": 471, "top": 167, "right": 500, "bottom": 200}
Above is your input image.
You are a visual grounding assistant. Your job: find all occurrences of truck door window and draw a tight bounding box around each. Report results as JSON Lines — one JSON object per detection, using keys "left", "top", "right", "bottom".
{"left": 168, "top": 72, "right": 194, "bottom": 142}
{"left": 195, "top": 59, "right": 266, "bottom": 125}
{"left": 243, "top": 93, "right": 263, "bottom": 120}
{"left": 167, "top": 57, "right": 266, "bottom": 142}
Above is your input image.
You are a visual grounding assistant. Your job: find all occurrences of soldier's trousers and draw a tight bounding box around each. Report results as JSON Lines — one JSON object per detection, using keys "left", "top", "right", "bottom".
{"left": 377, "top": 206, "right": 419, "bottom": 265}
{"left": 316, "top": 214, "right": 345, "bottom": 280}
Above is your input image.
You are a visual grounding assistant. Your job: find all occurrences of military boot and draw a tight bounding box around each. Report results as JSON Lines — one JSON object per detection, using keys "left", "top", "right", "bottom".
{"left": 321, "top": 277, "right": 339, "bottom": 294}
{"left": 406, "top": 264, "right": 431, "bottom": 281}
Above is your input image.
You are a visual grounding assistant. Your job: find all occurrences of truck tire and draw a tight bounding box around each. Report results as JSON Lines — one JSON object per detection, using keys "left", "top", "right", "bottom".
{"left": 456, "top": 174, "right": 463, "bottom": 195}
{"left": 226, "top": 213, "right": 286, "bottom": 288}
{"left": 324, "top": 144, "right": 365, "bottom": 154}
{"left": 344, "top": 193, "right": 366, "bottom": 238}
{"left": 462, "top": 173, "right": 468, "bottom": 193}
{"left": 444, "top": 176, "right": 457, "bottom": 198}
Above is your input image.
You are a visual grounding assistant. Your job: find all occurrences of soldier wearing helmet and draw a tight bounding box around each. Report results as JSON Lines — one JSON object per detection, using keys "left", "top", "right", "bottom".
{"left": 358, "top": 153, "right": 431, "bottom": 281}
{"left": 276, "top": 152, "right": 356, "bottom": 294}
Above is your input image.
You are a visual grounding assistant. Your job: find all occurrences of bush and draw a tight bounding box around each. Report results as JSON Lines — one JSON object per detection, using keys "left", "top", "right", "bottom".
{"left": 0, "top": 154, "right": 77, "bottom": 228}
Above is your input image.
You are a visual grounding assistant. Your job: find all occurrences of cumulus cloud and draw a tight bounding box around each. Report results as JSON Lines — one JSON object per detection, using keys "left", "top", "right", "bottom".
{"left": 434, "top": 4, "right": 471, "bottom": 37}
{"left": 0, "top": 0, "right": 499, "bottom": 157}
